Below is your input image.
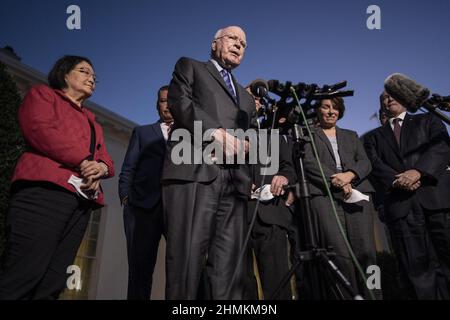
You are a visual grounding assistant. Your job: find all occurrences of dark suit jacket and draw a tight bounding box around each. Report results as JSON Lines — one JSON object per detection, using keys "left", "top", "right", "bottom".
{"left": 303, "top": 126, "right": 375, "bottom": 200}
{"left": 248, "top": 135, "right": 297, "bottom": 228}
{"left": 363, "top": 113, "right": 450, "bottom": 222}
{"left": 162, "top": 57, "right": 256, "bottom": 196}
{"left": 361, "top": 128, "right": 385, "bottom": 208}
{"left": 118, "top": 122, "right": 166, "bottom": 209}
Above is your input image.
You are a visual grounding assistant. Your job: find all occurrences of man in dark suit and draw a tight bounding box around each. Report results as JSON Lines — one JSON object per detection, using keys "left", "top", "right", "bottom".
{"left": 162, "top": 26, "right": 256, "bottom": 299}
{"left": 118, "top": 85, "right": 173, "bottom": 300}
{"left": 361, "top": 101, "right": 389, "bottom": 217}
{"left": 364, "top": 91, "right": 450, "bottom": 299}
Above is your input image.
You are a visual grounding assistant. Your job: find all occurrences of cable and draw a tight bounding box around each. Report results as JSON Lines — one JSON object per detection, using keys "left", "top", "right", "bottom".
{"left": 290, "top": 87, "right": 375, "bottom": 300}
{"left": 225, "top": 102, "right": 280, "bottom": 299}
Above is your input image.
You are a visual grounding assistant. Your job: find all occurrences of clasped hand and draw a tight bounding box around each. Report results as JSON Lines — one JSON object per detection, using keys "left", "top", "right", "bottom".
{"left": 331, "top": 171, "right": 356, "bottom": 200}
{"left": 393, "top": 169, "right": 421, "bottom": 191}
{"left": 78, "top": 160, "right": 108, "bottom": 192}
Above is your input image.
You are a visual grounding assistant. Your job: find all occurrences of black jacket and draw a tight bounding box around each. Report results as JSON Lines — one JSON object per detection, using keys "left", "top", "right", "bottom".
{"left": 363, "top": 113, "right": 450, "bottom": 221}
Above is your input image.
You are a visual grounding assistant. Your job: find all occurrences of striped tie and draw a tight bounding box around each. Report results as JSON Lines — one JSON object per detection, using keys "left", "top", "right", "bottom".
{"left": 220, "top": 69, "right": 237, "bottom": 102}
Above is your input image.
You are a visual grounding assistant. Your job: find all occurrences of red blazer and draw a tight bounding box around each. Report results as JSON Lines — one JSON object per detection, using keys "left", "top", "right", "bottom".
{"left": 12, "top": 85, "right": 115, "bottom": 206}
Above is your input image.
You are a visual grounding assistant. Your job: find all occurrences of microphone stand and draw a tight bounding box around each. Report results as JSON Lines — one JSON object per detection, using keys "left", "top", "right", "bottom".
{"left": 269, "top": 84, "right": 363, "bottom": 300}
{"left": 420, "top": 101, "right": 450, "bottom": 125}
{"left": 269, "top": 123, "right": 362, "bottom": 300}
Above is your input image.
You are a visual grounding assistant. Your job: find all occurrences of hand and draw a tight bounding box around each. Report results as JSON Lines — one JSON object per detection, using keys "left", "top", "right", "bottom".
{"left": 243, "top": 139, "right": 250, "bottom": 154}
{"left": 80, "top": 177, "right": 101, "bottom": 193}
{"left": 393, "top": 178, "right": 421, "bottom": 192}
{"left": 394, "top": 169, "right": 421, "bottom": 189}
{"left": 285, "top": 191, "right": 295, "bottom": 207}
{"left": 331, "top": 171, "right": 356, "bottom": 189}
{"left": 407, "top": 180, "right": 422, "bottom": 191}
{"left": 342, "top": 184, "right": 353, "bottom": 200}
{"left": 79, "top": 160, "right": 108, "bottom": 180}
{"left": 270, "top": 175, "right": 289, "bottom": 196}
{"left": 212, "top": 129, "right": 248, "bottom": 159}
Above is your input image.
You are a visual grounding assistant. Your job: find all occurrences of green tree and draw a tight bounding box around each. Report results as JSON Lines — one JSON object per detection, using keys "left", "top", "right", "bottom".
{"left": 0, "top": 61, "right": 25, "bottom": 255}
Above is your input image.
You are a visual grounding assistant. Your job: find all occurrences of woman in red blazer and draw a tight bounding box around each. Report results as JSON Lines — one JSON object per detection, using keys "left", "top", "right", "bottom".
{"left": 0, "top": 56, "right": 114, "bottom": 299}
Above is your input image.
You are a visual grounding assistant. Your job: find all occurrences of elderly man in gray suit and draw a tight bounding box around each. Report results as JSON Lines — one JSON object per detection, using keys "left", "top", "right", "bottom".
{"left": 162, "top": 26, "right": 256, "bottom": 300}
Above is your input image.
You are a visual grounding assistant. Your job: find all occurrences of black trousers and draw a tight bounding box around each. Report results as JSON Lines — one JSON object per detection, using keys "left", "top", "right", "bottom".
{"left": 123, "top": 201, "right": 164, "bottom": 300}
{"left": 251, "top": 212, "right": 301, "bottom": 300}
{"left": 163, "top": 168, "right": 248, "bottom": 300}
{"left": 0, "top": 182, "right": 91, "bottom": 300}
{"left": 387, "top": 204, "right": 450, "bottom": 300}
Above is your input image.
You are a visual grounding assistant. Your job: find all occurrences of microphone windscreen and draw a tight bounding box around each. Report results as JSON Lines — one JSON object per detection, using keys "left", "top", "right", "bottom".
{"left": 249, "top": 79, "right": 268, "bottom": 98}
{"left": 384, "top": 73, "right": 430, "bottom": 112}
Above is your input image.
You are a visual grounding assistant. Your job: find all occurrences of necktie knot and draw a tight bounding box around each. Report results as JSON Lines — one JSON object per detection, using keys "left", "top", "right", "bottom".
{"left": 165, "top": 121, "right": 173, "bottom": 134}
{"left": 220, "top": 69, "right": 231, "bottom": 77}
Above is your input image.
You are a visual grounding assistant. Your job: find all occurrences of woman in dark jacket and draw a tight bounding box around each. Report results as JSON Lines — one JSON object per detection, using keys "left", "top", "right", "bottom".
{"left": 0, "top": 55, "right": 114, "bottom": 299}
{"left": 303, "top": 97, "right": 379, "bottom": 299}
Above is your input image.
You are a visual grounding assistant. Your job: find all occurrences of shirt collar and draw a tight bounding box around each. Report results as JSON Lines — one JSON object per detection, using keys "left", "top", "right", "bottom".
{"left": 389, "top": 111, "right": 407, "bottom": 125}
{"left": 210, "top": 58, "right": 230, "bottom": 74}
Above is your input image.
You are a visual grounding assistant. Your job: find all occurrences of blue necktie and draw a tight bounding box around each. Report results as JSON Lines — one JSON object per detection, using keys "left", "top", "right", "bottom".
{"left": 220, "top": 69, "right": 237, "bottom": 102}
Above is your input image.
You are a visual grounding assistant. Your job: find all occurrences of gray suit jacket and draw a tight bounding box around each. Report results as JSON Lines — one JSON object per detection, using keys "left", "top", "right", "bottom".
{"left": 162, "top": 57, "right": 256, "bottom": 196}
{"left": 303, "top": 126, "right": 375, "bottom": 200}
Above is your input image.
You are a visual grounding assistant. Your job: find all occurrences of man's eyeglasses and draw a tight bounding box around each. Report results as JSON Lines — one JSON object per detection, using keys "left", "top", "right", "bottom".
{"left": 215, "top": 34, "right": 247, "bottom": 49}
{"left": 74, "top": 68, "right": 98, "bottom": 83}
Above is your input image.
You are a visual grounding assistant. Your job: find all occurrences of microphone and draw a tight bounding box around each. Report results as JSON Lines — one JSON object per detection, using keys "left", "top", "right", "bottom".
{"left": 250, "top": 79, "right": 269, "bottom": 98}
{"left": 267, "top": 79, "right": 293, "bottom": 99}
{"left": 384, "top": 73, "right": 430, "bottom": 112}
{"left": 384, "top": 73, "right": 450, "bottom": 125}
{"left": 429, "top": 94, "right": 450, "bottom": 112}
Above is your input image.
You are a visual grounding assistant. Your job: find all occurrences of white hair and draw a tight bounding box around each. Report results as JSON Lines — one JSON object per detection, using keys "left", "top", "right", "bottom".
{"left": 213, "top": 28, "right": 223, "bottom": 40}
{"left": 213, "top": 26, "right": 245, "bottom": 40}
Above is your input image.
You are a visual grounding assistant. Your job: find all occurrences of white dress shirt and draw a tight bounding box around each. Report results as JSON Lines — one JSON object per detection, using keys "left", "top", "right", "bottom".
{"left": 389, "top": 111, "right": 407, "bottom": 130}
{"left": 210, "top": 58, "right": 237, "bottom": 97}
{"left": 160, "top": 121, "right": 173, "bottom": 141}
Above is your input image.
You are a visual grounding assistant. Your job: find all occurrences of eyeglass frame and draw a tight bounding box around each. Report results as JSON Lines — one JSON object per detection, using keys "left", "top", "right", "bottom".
{"left": 214, "top": 34, "right": 247, "bottom": 49}
{"left": 73, "top": 67, "right": 98, "bottom": 83}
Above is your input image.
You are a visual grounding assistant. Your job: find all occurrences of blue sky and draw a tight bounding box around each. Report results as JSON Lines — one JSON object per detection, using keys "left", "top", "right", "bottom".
{"left": 1, "top": 0, "right": 449, "bottom": 134}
